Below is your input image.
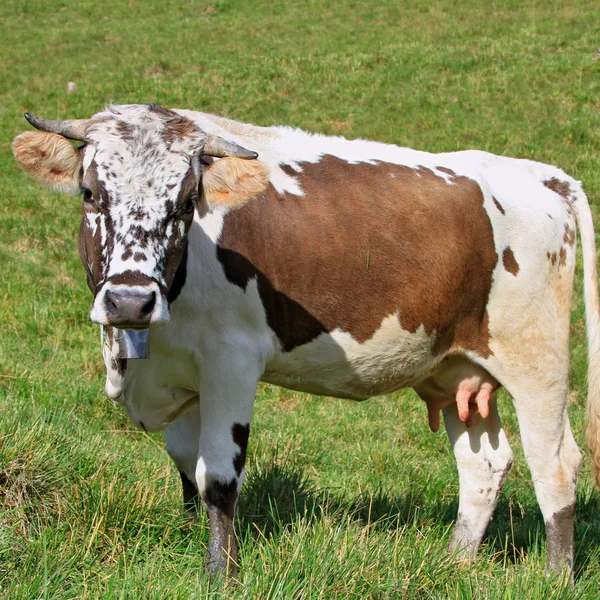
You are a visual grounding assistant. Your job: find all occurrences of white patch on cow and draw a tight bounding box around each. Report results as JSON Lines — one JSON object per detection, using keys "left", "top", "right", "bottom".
{"left": 82, "top": 145, "right": 97, "bottom": 171}
{"left": 263, "top": 312, "right": 436, "bottom": 399}
{"left": 432, "top": 167, "right": 457, "bottom": 185}
{"left": 86, "top": 212, "right": 99, "bottom": 236}
{"left": 197, "top": 206, "right": 226, "bottom": 243}
{"left": 268, "top": 164, "right": 304, "bottom": 195}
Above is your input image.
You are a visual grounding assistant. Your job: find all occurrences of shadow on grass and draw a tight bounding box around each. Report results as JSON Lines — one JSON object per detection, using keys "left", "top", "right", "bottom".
{"left": 237, "top": 461, "right": 457, "bottom": 537}
{"left": 483, "top": 488, "right": 600, "bottom": 578}
{"left": 236, "top": 460, "right": 600, "bottom": 577}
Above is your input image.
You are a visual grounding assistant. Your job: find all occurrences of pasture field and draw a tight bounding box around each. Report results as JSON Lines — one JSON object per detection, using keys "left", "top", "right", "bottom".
{"left": 1, "top": 0, "right": 600, "bottom": 597}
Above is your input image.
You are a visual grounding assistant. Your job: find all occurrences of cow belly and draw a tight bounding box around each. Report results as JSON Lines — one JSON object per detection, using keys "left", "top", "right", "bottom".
{"left": 263, "top": 314, "right": 436, "bottom": 400}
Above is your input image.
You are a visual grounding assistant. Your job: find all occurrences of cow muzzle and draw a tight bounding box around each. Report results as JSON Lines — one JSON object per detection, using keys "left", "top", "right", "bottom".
{"left": 90, "top": 281, "right": 170, "bottom": 328}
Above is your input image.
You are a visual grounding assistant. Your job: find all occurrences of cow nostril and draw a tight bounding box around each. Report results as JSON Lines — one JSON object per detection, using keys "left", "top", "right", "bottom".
{"left": 105, "top": 290, "right": 120, "bottom": 314}
{"left": 141, "top": 292, "right": 156, "bottom": 316}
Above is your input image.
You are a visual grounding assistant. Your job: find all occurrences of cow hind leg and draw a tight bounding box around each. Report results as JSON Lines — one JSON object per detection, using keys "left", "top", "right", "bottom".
{"left": 504, "top": 381, "right": 582, "bottom": 572}
{"left": 443, "top": 393, "right": 514, "bottom": 559}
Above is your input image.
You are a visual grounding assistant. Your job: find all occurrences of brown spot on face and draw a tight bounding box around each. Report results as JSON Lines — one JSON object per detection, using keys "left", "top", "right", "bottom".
{"left": 492, "top": 196, "right": 505, "bottom": 215}
{"left": 217, "top": 155, "right": 498, "bottom": 358}
{"left": 502, "top": 247, "right": 519, "bottom": 276}
{"left": 121, "top": 249, "right": 132, "bottom": 261}
{"left": 107, "top": 270, "right": 159, "bottom": 289}
{"left": 133, "top": 252, "right": 146, "bottom": 262}
{"left": 116, "top": 120, "right": 135, "bottom": 140}
{"left": 142, "top": 103, "right": 201, "bottom": 146}
{"left": 543, "top": 178, "right": 571, "bottom": 200}
{"left": 231, "top": 423, "right": 250, "bottom": 476}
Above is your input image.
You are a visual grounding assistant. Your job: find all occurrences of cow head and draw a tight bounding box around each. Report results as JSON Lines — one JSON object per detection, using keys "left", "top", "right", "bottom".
{"left": 12, "top": 103, "right": 269, "bottom": 329}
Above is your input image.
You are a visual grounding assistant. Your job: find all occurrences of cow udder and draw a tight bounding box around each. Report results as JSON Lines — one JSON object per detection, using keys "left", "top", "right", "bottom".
{"left": 413, "top": 357, "right": 499, "bottom": 432}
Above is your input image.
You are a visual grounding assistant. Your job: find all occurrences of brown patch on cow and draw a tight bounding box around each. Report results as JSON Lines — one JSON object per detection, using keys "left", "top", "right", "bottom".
{"left": 563, "top": 223, "right": 575, "bottom": 247}
{"left": 116, "top": 120, "right": 135, "bottom": 140}
{"left": 145, "top": 103, "right": 200, "bottom": 147}
{"left": 231, "top": 423, "right": 250, "bottom": 477}
{"left": 121, "top": 249, "right": 132, "bottom": 261}
{"left": 543, "top": 177, "right": 571, "bottom": 200}
{"left": 217, "top": 155, "right": 498, "bottom": 358}
{"left": 492, "top": 196, "right": 505, "bottom": 215}
{"left": 12, "top": 131, "right": 83, "bottom": 194}
{"left": 548, "top": 251, "right": 557, "bottom": 266}
{"left": 133, "top": 252, "right": 146, "bottom": 262}
{"left": 203, "top": 157, "right": 270, "bottom": 209}
{"left": 435, "top": 166, "right": 456, "bottom": 176}
{"left": 78, "top": 178, "right": 104, "bottom": 295}
{"left": 559, "top": 246, "right": 567, "bottom": 267}
{"left": 502, "top": 247, "right": 519, "bottom": 276}
{"left": 162, "top": 116, "right": 199, "bottom": 146}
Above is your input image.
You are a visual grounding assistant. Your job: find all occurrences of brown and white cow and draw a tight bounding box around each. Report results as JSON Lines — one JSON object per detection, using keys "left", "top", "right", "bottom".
{"left": 12, "top": 103, "right": 600, "bottom": 578}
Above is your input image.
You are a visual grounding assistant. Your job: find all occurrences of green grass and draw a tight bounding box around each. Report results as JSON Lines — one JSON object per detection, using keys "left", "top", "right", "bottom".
{"left": 1, "top": 0, "right": 600, "bottom": 597}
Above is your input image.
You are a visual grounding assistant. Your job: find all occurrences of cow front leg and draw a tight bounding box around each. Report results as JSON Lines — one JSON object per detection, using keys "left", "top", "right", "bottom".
{"left": 165, "top": 407, "right": 201, "bottom": 516}
{"left": 196, "top": 350, "right": 257, "bottom": 578}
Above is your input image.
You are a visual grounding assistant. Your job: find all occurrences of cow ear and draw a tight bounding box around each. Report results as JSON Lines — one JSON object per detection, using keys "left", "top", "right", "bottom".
{"left": 12, "top": 131, "right": 83, "bottom": 194}
{"left": 202, "top": 157, "right": 269, "bottom": 209}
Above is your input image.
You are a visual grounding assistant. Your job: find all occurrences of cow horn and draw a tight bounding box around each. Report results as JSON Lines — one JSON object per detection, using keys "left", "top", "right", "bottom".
{"left": 203, "top": 135, "right": 258, "bottom": 160}
{"left": 24, "top": 113, "right": 89, "bottom": 142}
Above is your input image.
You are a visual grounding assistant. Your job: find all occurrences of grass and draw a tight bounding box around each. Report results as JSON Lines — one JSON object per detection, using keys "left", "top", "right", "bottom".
{"left": 1, "top": 0, "right": 600, "bottom": 597}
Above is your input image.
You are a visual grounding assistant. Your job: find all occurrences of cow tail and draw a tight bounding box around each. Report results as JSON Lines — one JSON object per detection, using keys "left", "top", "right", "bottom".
{"left": 568, "top": 183, "right": 600, "bottom": 487}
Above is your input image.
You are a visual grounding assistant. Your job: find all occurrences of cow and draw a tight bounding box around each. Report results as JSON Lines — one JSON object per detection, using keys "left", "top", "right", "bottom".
{"left": 12, "top": 103, "right": 600, "bottom": 579}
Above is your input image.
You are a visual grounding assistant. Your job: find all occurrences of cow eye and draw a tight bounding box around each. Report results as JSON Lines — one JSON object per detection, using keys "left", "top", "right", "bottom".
{"left": 81, "top": 187, "right": 96, "bottom": 208}
{"left": 183, "top": 195, "right": 197, "bottom": 214}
